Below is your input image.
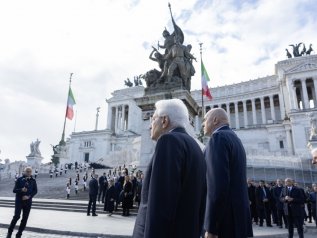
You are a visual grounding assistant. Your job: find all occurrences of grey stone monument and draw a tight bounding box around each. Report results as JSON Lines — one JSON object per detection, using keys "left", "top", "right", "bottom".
{"left": 135, "top": 4, "right": 200, "bottom": 169}
{"left": 26, "top": 139, "right": 43, "bottom": 167}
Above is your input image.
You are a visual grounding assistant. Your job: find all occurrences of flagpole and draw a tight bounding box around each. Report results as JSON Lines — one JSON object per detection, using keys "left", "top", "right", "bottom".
{"left": 199, "top": 43, "right": 204, "bottom": 118}
{"left": 73, "top": 109, "right": 77, "bottom": 133}
{"left": 60, "top": 73, "right": 73, "bottom": 145}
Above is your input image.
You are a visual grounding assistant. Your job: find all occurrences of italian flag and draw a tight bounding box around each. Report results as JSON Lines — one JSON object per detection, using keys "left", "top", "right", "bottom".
{"left": 201, "top": 60, "right": 212, "bottom": 100}
{"left": 66, "top": 87, "right": 76, "bottom": 120}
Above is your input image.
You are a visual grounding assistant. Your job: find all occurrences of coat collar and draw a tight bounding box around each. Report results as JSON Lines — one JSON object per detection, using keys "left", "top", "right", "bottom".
{"left": 212, "top": 125, "right": 230, "bottom": 135}
{"left": 169, "top": 127, "right": 187, "bottom": 134}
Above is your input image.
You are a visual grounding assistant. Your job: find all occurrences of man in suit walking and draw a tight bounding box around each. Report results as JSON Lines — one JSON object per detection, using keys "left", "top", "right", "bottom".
{"left": 203, "top": 108, "right": 253, "bottom": 238}
{"left": 132, "top": 99, "right": 206, "bottom": 238}
{"left": 272, "top": 179, "right": 287, "bottom": 228}
{"left": 280, "top": 178, "right": 305, "bottom": 238}
{"left": 87, "top": 174, "right": 99, "bottom": 216}
{"left": 7, "top": 167, "right": 38, "bottom": 238}
{"left": 256, "top": 180, "right": 273, "bottom": 227}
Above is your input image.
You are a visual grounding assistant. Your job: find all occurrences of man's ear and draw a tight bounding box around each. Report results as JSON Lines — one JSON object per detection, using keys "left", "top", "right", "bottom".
{"left": 162, "top": 116, "right": 169, "bottom": 129}
{"left": 213, "top": 116, "right": 218, "bottom": 125}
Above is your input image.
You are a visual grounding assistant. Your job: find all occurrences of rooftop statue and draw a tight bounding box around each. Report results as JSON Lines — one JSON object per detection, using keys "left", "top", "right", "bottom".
{"left": 286, "top": 42, "right": 314, "bottom": 58}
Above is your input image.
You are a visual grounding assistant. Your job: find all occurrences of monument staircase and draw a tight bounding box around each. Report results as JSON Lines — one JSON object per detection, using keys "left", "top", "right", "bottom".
{"left": 0, "top": 168, "right": 138, "bottom": 216}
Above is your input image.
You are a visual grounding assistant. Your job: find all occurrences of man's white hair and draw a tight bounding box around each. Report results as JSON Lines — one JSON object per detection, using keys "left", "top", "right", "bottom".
{"left": 311, "top": 148, "right": 317, "bottom": 155}
{"left": 155, "top": 98, "right": 189, "bottom": 129}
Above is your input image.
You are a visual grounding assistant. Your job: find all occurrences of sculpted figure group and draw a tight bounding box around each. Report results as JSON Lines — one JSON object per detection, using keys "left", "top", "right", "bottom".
{"left": 143, "top": 4, "right": 196, "bottom": 92}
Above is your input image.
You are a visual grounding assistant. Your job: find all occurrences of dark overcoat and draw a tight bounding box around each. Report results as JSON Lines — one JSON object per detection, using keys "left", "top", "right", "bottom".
{"left": 132, "top": 127, "right": 206, "bottom": 238}
{"left": 204, "top": 126, "right": 253, "bottom": 238}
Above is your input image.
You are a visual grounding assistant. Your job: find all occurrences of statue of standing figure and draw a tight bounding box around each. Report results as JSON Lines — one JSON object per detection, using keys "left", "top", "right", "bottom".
{"left": 307, "top": 112, "right": 317, "bottom": 140}
{"left": 29, "top": 139, "right": 42, "bottom": 157}
{"left": 143, "top": 3, "right": 196, "bottom": 93}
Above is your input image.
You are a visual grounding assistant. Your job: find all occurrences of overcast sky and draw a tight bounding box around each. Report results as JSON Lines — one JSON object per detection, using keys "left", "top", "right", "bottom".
{"left": 0, "top": 0, "right": 316, "bottom": 163}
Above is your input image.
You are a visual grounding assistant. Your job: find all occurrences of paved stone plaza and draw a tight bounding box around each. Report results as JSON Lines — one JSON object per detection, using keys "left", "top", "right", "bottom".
{"left": 1, "top": 206, "right": 316, "bottom": 238}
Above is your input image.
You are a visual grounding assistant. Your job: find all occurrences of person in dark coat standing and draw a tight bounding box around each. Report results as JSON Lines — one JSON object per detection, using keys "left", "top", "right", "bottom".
{"left": 203, "top": 108, "right": 253, "bottom": 238}
{"left": 7, "top": 167, "right": 38, "bottom": 238}
{"left": 132, "top": 99, "right": 206, "bottom": 238}
{"left": 98, "top": 172, "right": 107, "bottom": 203}
{"left": 114, "top": 177, "right": 122, "bottom": 211}
{"left": 272, "top": 179, "right": 287, "bottom": 228}
{"left": 104, "top": 179, "right": 116, "bottom": 216}
{"left": 268, "top": 182, "right": 278, "bottom": 225}
{"left": 87, "top": 174, "right": 99, "bottom": 216}
{"left": 256, "top": 180, "right": 272, "bottom": 227}
{"left": 248, "top": 179, "right": 258, "bottom": 225}
{"left": 122, "top": 175, "right": 133, "bottom": 216}
{"left": 309, "top": 184, "right": 317, "bottom": 226}
{"left": 135, "top": 174, "right": 143, "bottom": 208}
{"left": 294, "top": 182, "right": 307, "bottom": 227}
{"left": 280, "top": 178, "right": 305, "bottom": 238}
{"left": 305, "top": 187, "right": 313, "bottom": 223}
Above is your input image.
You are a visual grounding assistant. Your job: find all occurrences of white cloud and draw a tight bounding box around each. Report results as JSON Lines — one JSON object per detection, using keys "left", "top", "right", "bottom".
{"left": 0, "top": 0, "right": 316, "bottom": 162}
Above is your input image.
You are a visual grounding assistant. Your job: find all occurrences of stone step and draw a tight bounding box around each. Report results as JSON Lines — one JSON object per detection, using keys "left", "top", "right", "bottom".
{"left": 0, "top": 199, "right": 138, "bottom": 215}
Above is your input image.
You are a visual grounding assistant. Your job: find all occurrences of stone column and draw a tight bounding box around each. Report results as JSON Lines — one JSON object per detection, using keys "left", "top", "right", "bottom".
{"left": 234, "top": 102, "right": 240, "bottom": 129}
{"left": 243, "top": 100, "right": 248, "bottom": 128}
{"left": 115, "top": 106, "right": 119, "bottom": 133}
{"left": 313, "top": 78, "right": 317, "bottom": 107}
{"left": 301, "top": 78, "right": 309, "bottom": 109}
{"left": 287, "top": 80, "right": 297, "bottom": 110}
{"left": 269, "top": 95, "right": 276, "bottom": 121}
{"left": 106, "top": 106, "right": 112, "bottom": 129}
{"left": 292, "top": 85, "right": 299, "bottom": 110}
{"left": 278, "top": 93, "right": 286, "bottom": 120}
{"left": 226, "top": 103, "right": 230, "bottom": 124}
{"left": 285, "top": 128, "right": 294, "bottom": 155}
{"left": 260, "top": 97, "right": 266, "bottom": 124}
{"left": 121, "top": 105, "right": 126, "bottom": 130}
{"left": 251, "top": 98, "right": 257, "bottom": 125}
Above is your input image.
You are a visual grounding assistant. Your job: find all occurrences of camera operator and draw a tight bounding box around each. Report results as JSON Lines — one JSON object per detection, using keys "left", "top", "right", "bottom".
{"left": 7, "top": 167, "right": 38, "bottom": 238}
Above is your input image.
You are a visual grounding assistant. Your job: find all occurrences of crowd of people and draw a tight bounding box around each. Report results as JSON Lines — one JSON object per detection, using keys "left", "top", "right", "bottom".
{"left": 248, "top": 178, "right": 317, "bottom": 235}
{"left": 86, "top": 166, "right": 144, "bottom": 216}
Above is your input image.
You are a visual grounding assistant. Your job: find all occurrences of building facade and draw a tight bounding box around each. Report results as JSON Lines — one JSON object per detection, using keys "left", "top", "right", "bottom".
{"left": 66, "top": 55, "right": 317, "bottom": 184}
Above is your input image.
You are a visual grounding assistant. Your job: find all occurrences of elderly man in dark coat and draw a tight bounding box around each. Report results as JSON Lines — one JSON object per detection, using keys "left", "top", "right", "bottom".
{"left": 7, "top": 167, "right": 38, "bottom": 238}
{"left": 132, "top": 99, "right": 206, "bottom": 238}
{"left": 203, "top": 108, "right": 253, "bottom": 238}
{"left": 280, "top": 178, "right": 305, "bottom": 238}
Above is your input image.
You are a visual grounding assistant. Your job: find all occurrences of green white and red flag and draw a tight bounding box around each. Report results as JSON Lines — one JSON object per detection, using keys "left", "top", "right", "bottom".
{"left": 66, "top": 87, "right": 76, "bottom": 120}
{"left": 201, "top": 60, "right": 212, "bottom": 100}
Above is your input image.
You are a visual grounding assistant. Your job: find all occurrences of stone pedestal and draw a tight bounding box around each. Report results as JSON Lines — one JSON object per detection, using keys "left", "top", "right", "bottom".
{"left": 26, "top": 155, "right": 43, "bottom": 168}
{"left": 135, "top": 89, "right": 200, "bottom": 169}
{"left": 51, "top": 144, "right": 68, "bottom": 166}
